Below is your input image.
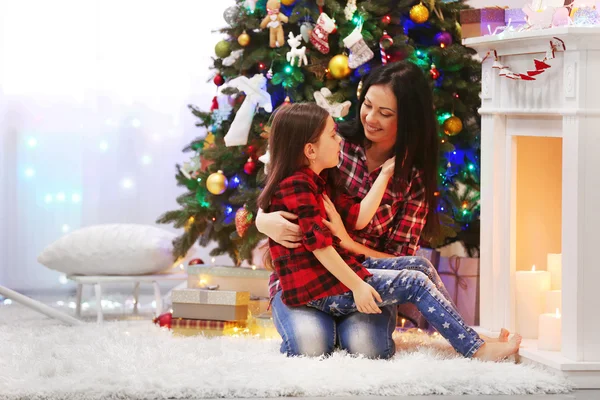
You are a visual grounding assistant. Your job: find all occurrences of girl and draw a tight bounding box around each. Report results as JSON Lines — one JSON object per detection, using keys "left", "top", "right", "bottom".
{"left": 257, "top": 102, "right": 521, "bottom": 362}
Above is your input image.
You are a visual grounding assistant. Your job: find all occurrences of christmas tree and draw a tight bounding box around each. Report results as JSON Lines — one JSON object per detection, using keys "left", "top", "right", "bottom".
{"left": 157, "top": 0, "right": 482, "bottom": 265}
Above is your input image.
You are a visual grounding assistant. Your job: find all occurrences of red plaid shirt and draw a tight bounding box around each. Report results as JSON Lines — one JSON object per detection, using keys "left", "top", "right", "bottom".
{"left": 267, "top": 167, "right": 372, "bottom": 307}
{"left": 268, "top": 138, "right": 429, "bottom": 300}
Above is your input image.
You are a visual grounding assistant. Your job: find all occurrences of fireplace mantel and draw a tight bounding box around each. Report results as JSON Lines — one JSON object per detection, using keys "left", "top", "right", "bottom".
{"left": 464, "top": 27, "right": 600, "bottom": 388}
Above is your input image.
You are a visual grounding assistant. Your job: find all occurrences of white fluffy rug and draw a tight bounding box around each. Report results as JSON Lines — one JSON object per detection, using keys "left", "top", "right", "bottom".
{"left": 0, "top": 303, "right": 573, "bottom": 399}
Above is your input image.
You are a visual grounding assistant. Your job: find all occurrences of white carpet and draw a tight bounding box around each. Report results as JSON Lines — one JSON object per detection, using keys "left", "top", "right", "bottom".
{"left": 0, "top": 303, "right": 573, "bottom": 399}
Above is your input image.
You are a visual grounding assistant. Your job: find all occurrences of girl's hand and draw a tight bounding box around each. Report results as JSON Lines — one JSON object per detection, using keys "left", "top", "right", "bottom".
{"left": 321, "top": 194, "right": 351, "bottom": 246}
{"left": 381, "top": 156, "right": 396, "bottom": 178}
{"left": 352, "top": 281, "right": 382, "bottom": 314}
{"left": 256, "top": 210, "right": 302, "bottom": 249}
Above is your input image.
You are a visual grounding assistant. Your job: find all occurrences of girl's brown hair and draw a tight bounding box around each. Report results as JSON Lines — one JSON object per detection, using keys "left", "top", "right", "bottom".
{"left": 257, "top": 102, "right": 330, "bottom": 270}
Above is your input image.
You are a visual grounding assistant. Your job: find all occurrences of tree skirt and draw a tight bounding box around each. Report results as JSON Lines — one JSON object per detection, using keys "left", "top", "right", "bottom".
{"left": 0, "top": 304, "right": 573, "bottom": 399}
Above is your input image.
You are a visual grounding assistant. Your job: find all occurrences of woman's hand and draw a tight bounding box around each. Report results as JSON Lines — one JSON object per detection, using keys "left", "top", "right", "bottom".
{"left": 255, "top": 210, "right": 302, "bottom": 248}
{"left": 381, "top": 156, "right": 396, "bottom": 178}
{"left": 352, "top": 281, "right": 382, "bottom": 314}
{"left": 321, "top": 194, "right": 352, "bottom": 246}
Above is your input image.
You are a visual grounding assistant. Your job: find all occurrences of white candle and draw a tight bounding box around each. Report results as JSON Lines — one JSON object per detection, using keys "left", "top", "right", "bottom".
{"left": 547, "top": 253, "right": 562, "bottom": 290}
{"left": 515, "top": 265, "right": 551, "bottom": 338}
{"left": 538, "top": 308, "right": 562, "bottom": 351}
{"left": 545, "top": 290, "right": 561, "bottom": 313}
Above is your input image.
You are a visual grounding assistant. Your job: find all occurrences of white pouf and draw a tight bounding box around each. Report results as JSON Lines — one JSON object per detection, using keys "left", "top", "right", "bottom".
{"left": 38, "top": 224, "right": 183, "bottom": 276}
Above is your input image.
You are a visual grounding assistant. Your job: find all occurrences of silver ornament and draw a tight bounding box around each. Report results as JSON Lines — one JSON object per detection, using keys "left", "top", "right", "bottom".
{"left": 223, "top": 6, "right": 239, "bottom": 26}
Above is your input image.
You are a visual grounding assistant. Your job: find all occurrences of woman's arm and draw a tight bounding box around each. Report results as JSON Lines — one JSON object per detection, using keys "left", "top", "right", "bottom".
{"left": 354, "top": 157, "right": 395, "bottom": 230}
{"left": 255, "top": 208, "right": 302, "bottom": 248}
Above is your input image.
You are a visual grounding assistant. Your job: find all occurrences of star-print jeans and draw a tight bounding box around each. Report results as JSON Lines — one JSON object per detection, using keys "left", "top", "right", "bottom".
{"left": 306, "top": 261, "right": 484, "bottom": 358}
{"left": 272, "top": 256, "right": 469, "bottom": 359}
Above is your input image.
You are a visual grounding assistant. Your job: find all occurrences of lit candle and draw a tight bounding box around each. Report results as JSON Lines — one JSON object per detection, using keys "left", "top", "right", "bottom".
{"left": 515, "top": 265, "right": 551, "bottom": 338}
{"left": 538, "top": 308, "right": 562, "bottom": 351}
{"left": 545, "top": 290, "right": 561, "bottom": 313}
{"left": 547, "top": 253, "right": 562, "bottom": 290}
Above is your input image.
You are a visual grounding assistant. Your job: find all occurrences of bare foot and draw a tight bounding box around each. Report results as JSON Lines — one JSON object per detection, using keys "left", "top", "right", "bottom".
{"left": 480, "top": 328, "right": 510, "bottom": 343}
{"left": 473, "top": 334, "right": 522, "bottom": 362}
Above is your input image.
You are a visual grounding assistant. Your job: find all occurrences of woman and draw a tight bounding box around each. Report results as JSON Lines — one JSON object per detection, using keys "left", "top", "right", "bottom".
{"left": 256, "top": 61, "right": 505, "bottom": 359}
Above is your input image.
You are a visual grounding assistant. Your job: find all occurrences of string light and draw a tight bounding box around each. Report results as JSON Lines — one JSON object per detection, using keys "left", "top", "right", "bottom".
{"left": 71, "top": 193, "right": 81, "bottom": 203}
{"left": 27, "top": 138, "right": 38, "bottom": 148}
{"left": 121, "top": 179, "right": 134, "bottom": 189}
{"left": 56, "top": 192, "right": 66, "bottom": 202}
{"left": 99, "top": 141, "right": 109, "bottom": 151}
{"left": 24, "top": 168, "right": 35, "bottom": 178}
{"left": 131, "top": 118, "right": 142, "bottom": 128}
{"left": 284, "top": 65, "right": 293, "bottom": 74}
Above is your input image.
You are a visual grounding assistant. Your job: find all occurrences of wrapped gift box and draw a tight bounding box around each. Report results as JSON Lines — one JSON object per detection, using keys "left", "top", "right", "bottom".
{"left": 172, "top": 288, "right": 250, "bottom": 321}
{"left": 172, "top": 288, "right": 250, "bottom": 305}
{"left": 172, "top": 303, "right": 248, "bottom": 321}
{"left": 187, "top": 265, "right": 271, "bottom": 298}
{"left": 171, "top": 317, "right": 248, "bottom": 338}
{"left": 460, "top": 8, "right": 506, "bottom": 38}
{"left": 437, "top": 255, "right": 480, "bottom": 326}
{"left": 504, "top": 8, "right": 527, "bottom": 27}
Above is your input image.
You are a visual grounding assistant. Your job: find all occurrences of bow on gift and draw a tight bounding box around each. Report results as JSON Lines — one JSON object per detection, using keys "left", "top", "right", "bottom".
{"left": 483, "top": 37, "right": 565, "bottom": 81}
{"left": 438, "top": 255, "right": 480, "bottom": 304}
{"left": 223, "top": 74, "right": 272, "bottom": 147}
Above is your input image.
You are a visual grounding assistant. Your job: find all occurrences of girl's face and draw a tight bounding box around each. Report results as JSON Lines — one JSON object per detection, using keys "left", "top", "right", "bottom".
{"left": 360, "top": 84, "right": 398, "bottom": 148}
{"left": 311, "top": 117, "right": 342, "bottom": 171}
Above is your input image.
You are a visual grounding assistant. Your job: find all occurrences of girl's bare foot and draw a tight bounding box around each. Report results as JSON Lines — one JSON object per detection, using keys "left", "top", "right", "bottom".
{"left": 473, "top": 334, "right": 522, "bottom": 362}
{"left": 480, "top": 328, "right": 510, "bottom": 343}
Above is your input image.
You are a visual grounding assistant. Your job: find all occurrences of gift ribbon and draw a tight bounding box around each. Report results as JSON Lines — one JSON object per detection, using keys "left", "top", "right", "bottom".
{"left": 482, "top": 36, "right": 565, "bottom": 81}
{"left": 438, "top": 255, "right": 480, "bottom": 305}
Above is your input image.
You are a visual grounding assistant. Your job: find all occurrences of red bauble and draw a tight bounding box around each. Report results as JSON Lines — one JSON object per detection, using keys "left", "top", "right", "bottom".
{"left": 246, "top": 145, "right": 256, "bottom": 155}
{"left": 188, "top": 258, "right": 205, "bottom": 265}
{"left": 382, "top": 15, "right": 391, "bottom": 25}
{"left": 430, "top": 65, "right": 440, "bottom": 80}
{"left": 153, "top": 312, "right": 173, "bottom": 329}
{"left": 213, "top": 74, "right": 225, "bottom": 86}
{"left": 244, "top": 158, "right": 257, "bottom": 175}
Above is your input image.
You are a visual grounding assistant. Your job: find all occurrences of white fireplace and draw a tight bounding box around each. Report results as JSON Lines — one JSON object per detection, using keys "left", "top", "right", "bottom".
{"left": 464, "top": 26, "right": 600, "bottom": 388}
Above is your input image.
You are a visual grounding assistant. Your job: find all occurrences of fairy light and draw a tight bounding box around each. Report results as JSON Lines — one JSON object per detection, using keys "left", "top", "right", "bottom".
{"left": 27, "top": 138, "right": 38, "bottom": 148}
{"left": 99, "top": 141, "right": 109, "bottom": 151}
{"left": 24, "top": 168, "right": 35, "bottom": 178}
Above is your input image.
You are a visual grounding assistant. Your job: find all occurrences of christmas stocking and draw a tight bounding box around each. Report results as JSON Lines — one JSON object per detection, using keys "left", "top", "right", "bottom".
{"left": 343, "top": 28, "right": 374, "bottom": 69}
{"left": 310, "top": 13, "right": 336, "bottom": 54}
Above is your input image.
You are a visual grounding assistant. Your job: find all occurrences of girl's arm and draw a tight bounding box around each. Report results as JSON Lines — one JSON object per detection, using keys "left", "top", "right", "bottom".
{"left": 354, "top": 157, "right": 395, "bottom": 230}
{"left": 322, "top": 194, "right": 396, "bottom": 259}
{"left": 312, "top": 246, "right": 382, "bottom": 314}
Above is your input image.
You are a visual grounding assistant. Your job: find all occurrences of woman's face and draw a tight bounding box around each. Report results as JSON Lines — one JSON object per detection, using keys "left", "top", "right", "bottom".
{"left": 360, "top": 84, "right": 398, "bottom": 148}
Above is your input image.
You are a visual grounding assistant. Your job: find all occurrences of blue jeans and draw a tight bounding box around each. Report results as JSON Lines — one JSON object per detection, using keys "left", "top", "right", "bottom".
{"left": 307, "top": 267, "right": 484, "bottom": 358}
{"left": 271, "top": 256, "right": 460, "bottom": 359}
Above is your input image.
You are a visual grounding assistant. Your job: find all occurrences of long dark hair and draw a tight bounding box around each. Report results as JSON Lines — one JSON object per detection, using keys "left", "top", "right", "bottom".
{"left": 340, "top": 61, "right": 440, "bottom": 238}
{"left": 257, "top": 103, "right": 330, "bottom": 212}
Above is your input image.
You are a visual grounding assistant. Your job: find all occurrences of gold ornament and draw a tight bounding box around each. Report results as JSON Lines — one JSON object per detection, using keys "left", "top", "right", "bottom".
{"left": 238, "top": 30, "right": 250, "bottom": 47}
{"left": 357, "top": 80, "right": 363, "bottom": 99}
{"left": 328, "top": 54, "right": 351, "bottom": 79}
{"left": 409, "top": 3, "right": 429, "bottom": 24}
{"left": 443, "top": 116, "right": 463, "bottom": 136}
{"left": 281, "top": 0, "right": 297, "bottom": 5}
{"left": 206, "top": 170, "right": 228, "bottom": 195}
{"left": 205, "top": 131, "right": 215, "bottom": 144}
{"left": 235, "top": 206, "right": 253, "bottom": 237}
